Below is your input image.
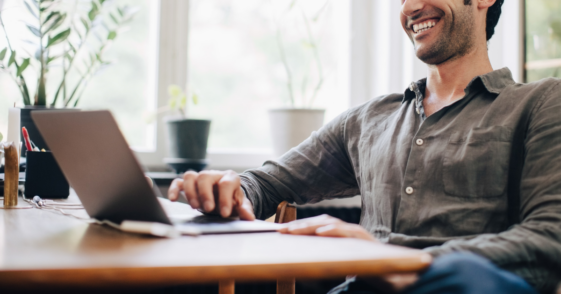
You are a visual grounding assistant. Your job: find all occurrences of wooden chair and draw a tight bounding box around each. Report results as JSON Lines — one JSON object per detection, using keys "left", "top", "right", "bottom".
{"left": 274, "top": 201, "right": 297, "bottom": 294}
{"left": 219, "top": 201, "right": 297, "bottom": 294}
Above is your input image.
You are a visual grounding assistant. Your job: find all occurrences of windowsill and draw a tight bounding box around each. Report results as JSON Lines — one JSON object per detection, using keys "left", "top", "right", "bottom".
{"left": 137, "top": 148, "right": 276, "bottom": 172}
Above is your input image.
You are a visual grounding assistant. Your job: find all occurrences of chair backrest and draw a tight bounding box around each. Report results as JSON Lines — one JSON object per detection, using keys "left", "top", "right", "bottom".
{"left": 275, "top": 201, "right": 297, "bottom": 224}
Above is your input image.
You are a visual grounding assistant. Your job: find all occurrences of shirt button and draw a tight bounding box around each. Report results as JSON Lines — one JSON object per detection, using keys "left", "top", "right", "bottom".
{"left": 405, "top": 187, "right": 414, "bottom": 195}
{"left": 416, "top": 138, "right": 424, "bottom": 146}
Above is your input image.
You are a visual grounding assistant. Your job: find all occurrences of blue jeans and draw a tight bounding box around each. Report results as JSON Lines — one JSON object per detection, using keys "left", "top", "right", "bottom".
{"left": 328, "top": 253, "right": 538, "bottom": 294}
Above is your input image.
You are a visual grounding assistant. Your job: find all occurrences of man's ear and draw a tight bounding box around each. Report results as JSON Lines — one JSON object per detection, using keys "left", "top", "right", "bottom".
{"left": 477, "top": 0, "right": 496, "bottom": 10}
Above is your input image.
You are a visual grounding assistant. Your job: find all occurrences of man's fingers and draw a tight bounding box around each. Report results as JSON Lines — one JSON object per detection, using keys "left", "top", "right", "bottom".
{"left": 279, "top": 215, "right": 341, "bottom": 235}
{"left": 217, "top": 171, "right": 240, "bottom": 217}
{"left": 279, "top": 216, "right": 377, "bottom": 242}
{"left": 316, "top": 224, "right": 377, "bottom": 242}
{"left": 234, "top": 191, "right": 255, "bottom": 220}
{"left": 196, "top": 171, "right": 224, "bottom": 212}
{"left": 278, "top": 214, "right": 335, "bottom": 233}
{"left": 182, "top": 171, "right": 200, "bottom": 208}
{"left": 168, "top": 178, "right": 184, "bottom": 201}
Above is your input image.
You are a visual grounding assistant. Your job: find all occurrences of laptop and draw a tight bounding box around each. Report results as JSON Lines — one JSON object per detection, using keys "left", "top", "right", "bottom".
{"left": 31, "top": 110, "right": 283, "bottom": 236}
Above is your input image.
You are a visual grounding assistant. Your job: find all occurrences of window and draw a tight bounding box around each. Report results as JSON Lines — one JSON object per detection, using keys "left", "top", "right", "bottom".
{"left": 188, "top": 0, "right": 350, "bottom": 151}
{"left": 0, "top": 0, "right": 158, "bottom": 150}
{"left": 524, "top": 0, "right": 561, "bottom": 82}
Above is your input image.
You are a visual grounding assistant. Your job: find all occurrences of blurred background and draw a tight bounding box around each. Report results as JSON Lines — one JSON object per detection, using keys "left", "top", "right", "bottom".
{"left": 0, "top": 0, "right": 557, "bottom": 173}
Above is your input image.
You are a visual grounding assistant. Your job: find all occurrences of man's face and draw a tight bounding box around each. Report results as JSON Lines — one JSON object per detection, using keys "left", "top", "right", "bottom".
{"left": 400, "top": 0, "right": 476, "bottom": 65}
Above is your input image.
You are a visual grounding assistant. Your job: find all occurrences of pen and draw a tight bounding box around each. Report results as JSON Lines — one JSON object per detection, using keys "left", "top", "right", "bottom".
{"left": 22, "top": 127, "right": 33, "bottom": 152}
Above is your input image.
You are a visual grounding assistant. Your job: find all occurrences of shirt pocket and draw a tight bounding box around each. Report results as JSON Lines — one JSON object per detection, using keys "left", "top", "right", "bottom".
{"left": 442, "top": 126, "right": 512, "bottom": 198}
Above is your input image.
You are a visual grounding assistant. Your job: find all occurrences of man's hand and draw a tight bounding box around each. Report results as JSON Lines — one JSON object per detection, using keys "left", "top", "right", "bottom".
{"left": 278, "top": 214, "right": 377, "bottom": 241}
{"left": 279, "top": 215, "right": 419, "bottom": 292}
{"left": 167, "top": 170, "right": 255, "bottom": 220}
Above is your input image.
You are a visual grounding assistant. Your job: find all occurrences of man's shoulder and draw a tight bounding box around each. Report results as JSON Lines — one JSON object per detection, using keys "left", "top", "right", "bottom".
{"left": 345, "top": 93, "right": 405, "bottom": 120}
{"left": 505, "top": 77, "right": 561, "bottom": 96}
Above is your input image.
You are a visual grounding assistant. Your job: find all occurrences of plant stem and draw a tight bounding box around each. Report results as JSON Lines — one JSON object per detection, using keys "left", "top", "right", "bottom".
{"left": 275, "top": 27, "right": 295, "bottom": 107}
{"left": 35, "top": 1, "right": 48, "bottom": 105}
{"left": 301, "top": 7, "right": 324, "bottom": 108}
{"left": 66, "top": 58, "right": 97, "bottom": 107}
{"left": 52, "top": 0, "right": 80, "bottom": 107}
{"left": 0, "top": 12, "right": 31, "bottom": 105}
{"left": 51, "top": 24, "right": 92, "bottom": 107}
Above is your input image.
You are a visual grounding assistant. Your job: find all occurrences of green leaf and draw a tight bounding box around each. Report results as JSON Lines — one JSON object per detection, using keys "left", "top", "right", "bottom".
{"left": 179, "top": 94, "right": 187, "bottom": 108}
{"left": 39, "top": 0, "right": 54, "bottom": 12}
{"left": 107, "top": 31, "right": 117, "bottom": 40}
{"left": 24, "top": 0, "right": 38, "bottom": 18}
{"left": 117, "top": 7, "right": 124, "bottom": 17}
{"left": 109, "top": 13, "right": 119, "bottom": 25}
{"left": 0, "top": 48, "right": 7, "bottom": 61}
{"left": 192, "top": 93, "right": 199, "bottom": 105}
{"left": 43, "top": 11, "right": 60, "bottom": 26}
{"left": 27, "top": 25, "right": 41, "bottom": 37}
{"left": 288, "top": 0, "right": 297, "bottom": 10}
{"left": 68, "top": 42, "right": 76, "bottom": 53}
{"left": 88, "top": 2, "right": 100, "bottom": 21}
{"left": 46, "top": 28, "right": 71, "bottom": 48}
{"left": 551, "top": 21, "right": 561, "bottom": 40}
{"left": 47, "top": 55, "right": 59, "bottom": 64}
{"left": 80, "top": 17, "right": 90, "bottom": 32}
{"left": 0, "top": 132, "right": 3, "bottom": 142}
{"left": 168, "top": 85, "right": 182, "bottom": 97}
{"left": 43, "top": 13, "right": 66, "bottom": 35}
{"left": 8, "top": 51, "right": 16, "bottom": 66}
{"left": 16, "top": 58, "right": 30, "bottom": 76}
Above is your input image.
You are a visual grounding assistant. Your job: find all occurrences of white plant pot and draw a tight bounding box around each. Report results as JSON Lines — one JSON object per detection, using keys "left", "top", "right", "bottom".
{"left": 268, "top": 108, "right": 325, "bottom": 157}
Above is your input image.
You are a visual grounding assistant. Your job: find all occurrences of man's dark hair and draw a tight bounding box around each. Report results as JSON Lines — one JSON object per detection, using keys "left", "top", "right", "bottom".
{"left": 464, "top": 0, "right": 505, "bottom": 41}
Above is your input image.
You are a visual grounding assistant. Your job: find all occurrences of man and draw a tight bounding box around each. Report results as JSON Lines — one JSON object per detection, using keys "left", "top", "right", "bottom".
{"left": 169, "top": 0, "right": 561, "bottom": 293}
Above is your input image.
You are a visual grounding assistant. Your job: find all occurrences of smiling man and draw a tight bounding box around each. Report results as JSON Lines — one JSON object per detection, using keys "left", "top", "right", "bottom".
{"left": 168, "top": 0, "right": 561, "bottom": 293}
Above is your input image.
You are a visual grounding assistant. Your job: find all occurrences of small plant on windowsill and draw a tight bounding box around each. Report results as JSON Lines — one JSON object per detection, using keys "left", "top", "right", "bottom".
{"left": 154, "top": 85, "right": 211, "bottom": 174}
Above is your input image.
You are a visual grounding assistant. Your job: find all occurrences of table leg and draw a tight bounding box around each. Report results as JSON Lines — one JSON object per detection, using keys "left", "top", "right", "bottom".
{"left": 219, "top": 279, "right": 235, "bottom": 294}
{"left": 277, "top": 278, "right": 295, "bottom": 294}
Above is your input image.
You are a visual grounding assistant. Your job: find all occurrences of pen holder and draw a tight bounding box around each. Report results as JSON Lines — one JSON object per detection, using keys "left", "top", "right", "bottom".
{"left": 24, "top": 151, "right": 69, "bottom": 199}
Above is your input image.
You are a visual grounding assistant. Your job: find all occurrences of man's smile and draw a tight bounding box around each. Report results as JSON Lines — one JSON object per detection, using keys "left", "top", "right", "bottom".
{"left": 410, "top": 18, "right": 441, "bottom": 38}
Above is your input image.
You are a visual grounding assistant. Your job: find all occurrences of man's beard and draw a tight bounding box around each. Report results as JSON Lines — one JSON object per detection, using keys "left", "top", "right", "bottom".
{"left": 414, "top": 5, "right": 475, "bottom": 65}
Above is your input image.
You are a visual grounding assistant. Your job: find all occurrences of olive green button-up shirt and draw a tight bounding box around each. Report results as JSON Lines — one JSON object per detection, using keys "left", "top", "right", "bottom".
{"left": 240, "top": 68, "right": 561, "bottom": 293}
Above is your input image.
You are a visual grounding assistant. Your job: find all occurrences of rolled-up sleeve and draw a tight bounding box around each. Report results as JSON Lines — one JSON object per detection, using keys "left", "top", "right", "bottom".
{"left": 240, "top": 111, "right": 360, "bottom": 220}
{"left": 422, "top": 81, "right": 561, "bottom": 294}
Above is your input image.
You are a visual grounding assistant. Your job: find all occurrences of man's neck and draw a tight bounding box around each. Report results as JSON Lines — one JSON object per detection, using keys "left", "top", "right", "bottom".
{"left": 423, "top": 46, "right": 493, "bottom": 116}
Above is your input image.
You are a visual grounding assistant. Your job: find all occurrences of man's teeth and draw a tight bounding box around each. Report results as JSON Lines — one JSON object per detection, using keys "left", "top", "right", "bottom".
{"left": 413, "top": 21, "right": 436, "bottom": 34}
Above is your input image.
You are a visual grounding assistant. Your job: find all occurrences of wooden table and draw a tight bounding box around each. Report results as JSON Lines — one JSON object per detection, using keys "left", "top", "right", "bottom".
{"left": 0, "top": 197, "right": 432, "bottom": 293}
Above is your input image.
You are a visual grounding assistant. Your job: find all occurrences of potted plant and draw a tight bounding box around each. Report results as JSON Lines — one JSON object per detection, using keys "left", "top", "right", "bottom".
{"left": 159, "top": 85, "right": 211, "bottom": 173}
{"left": 0, "top": 0, "right": 136, "bottom": 154}
{"left": 269, "top": 1, "right": 328, "bottom": 157}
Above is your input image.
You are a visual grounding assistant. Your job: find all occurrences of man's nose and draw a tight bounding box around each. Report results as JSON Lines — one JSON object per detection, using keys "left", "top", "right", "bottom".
{"left": 401, "top": 0, "right": 425, "bottom": 17}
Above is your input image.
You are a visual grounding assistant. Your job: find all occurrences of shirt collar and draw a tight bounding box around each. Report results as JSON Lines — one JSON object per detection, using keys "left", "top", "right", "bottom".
{"left": 402, "top": 67, "right": 516, "bottom": 103}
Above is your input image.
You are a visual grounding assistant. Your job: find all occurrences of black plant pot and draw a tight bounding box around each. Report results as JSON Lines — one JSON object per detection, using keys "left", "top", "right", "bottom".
{"left": 165, "top": 119, "right": 211, "bottom": 173}
{"left": 20, "top": 106, "right": 77, "bottom": 156}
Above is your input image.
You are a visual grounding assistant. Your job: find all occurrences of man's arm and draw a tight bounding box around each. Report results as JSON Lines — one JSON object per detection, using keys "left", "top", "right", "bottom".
{"left": 407, "top": 81, "right": 561, "bottom": 293}
{"left": 168, "top": 111, "right": 360, "bottom": 220}
{"left": 240, "top": 111, "right": 360, "bottom": 219}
